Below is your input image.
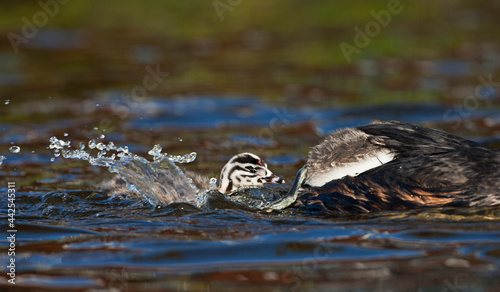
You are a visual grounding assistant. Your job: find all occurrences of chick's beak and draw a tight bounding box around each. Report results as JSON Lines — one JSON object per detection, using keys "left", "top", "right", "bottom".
{"left": 264, "top": 173, "right": 285, "bottom": 184}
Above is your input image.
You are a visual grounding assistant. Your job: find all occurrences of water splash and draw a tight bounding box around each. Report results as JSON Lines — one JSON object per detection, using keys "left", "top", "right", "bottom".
{"left": 0, "top": 155, "right": 6, "bottom": 165}
{"left": 47, "top": 137, "right": 291, "bottom": 211}
{"left": 169, "top": 152, "right": 197, "bottom": 164}
{"left": 48, "top": 137, "right": 200, "bottom": 207}
{"left": 9, "top": 146, "right": 21, "bottom": 153}
{"left": 209, "top": 177, "right": 218, "bottom": 190}
{"left": 148, "top": 144, "right": 163, "bottom": 161}
{"left": 194, "top": 177, "right": 219, "bottom": 207}
{"left": 148, "top": 144, "right": 197, "bottom": 164}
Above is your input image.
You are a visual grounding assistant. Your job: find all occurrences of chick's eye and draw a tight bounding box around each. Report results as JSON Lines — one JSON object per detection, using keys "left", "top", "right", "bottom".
{"left": 246, "top": 167, "right": 257, "bottom": 173}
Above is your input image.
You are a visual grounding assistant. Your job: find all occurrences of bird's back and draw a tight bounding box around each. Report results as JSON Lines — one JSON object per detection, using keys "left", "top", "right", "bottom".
{"left": 296, "top": 121, "right": 500, "bottom": 214}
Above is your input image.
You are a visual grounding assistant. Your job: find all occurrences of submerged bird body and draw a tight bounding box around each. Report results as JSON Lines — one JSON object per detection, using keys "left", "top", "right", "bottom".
{"left": 290, "top": 121, "right": 500, "bottom": 214}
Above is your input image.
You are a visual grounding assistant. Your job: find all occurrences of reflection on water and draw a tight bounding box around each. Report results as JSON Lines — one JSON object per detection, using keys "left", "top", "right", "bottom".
{"left": 2, "top": 190, "right": 500, "bottom": 291}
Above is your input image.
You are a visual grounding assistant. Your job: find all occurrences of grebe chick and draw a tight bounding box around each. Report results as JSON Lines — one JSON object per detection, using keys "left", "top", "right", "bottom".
{"left": 101, "top": 152, "right": 284, "bottom": 204}
{"left": 287, "top": 121, "right": 500, "bottom": 213}
{"left": 216, "top": 152, "right": 284, "bottom": 193}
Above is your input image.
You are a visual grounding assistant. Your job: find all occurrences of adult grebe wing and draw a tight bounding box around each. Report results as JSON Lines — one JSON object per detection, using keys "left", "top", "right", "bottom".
{"left": 358, "top": 121, "right": 482, "bottom": 156}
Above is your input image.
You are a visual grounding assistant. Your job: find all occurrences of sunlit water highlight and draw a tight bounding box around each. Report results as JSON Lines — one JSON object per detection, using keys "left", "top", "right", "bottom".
{"left": 48, "top": 136, "right": 201, "bottom": 207}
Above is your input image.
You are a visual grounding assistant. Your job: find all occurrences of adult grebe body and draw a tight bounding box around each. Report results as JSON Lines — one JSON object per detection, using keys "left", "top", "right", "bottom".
{"left": 288, "top": 121, "right": 500, "bottom": 213}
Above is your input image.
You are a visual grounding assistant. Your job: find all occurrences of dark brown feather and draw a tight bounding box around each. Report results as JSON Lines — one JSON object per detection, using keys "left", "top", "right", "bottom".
{"left": 295, "top": 121, "right": 500, "bottom": 214}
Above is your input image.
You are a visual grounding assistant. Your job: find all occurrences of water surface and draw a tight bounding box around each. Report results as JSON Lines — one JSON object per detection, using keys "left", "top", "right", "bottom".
{"left": 2, "top": 1, "right": 500, "bottom": 291}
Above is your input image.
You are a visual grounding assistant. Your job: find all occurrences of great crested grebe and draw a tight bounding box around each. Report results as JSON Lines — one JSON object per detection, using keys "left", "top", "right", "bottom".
{"left": 287, "top": 121, "right": 500, "bottom": 214}
{"left": 102, "top": 152, "right": 284, "bottom": 204}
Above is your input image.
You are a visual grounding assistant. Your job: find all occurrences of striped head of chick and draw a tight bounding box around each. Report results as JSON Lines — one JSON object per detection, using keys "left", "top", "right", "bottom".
{"left": 218, "top": 153, "right": 284, "bottom": 194}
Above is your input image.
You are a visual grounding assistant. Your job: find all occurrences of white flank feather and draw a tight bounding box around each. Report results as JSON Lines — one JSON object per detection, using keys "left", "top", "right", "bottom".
{"left": 305, "top": 149, "right": 395, "bottom": 187}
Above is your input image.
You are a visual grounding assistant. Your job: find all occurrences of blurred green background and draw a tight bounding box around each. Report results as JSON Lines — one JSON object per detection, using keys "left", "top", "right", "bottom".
{"left": 1, "top": 0, "right": 500, "bottom": 168}
{"left": 1, "top": 0, "right": 499, "bottom": 105}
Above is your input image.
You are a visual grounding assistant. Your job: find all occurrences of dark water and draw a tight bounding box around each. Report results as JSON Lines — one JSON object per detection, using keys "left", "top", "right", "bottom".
{"left": 2, "top": 98, "right": 500, "bottom": 292}
{"left": 3, "top": 189, "right": 500, "bottom": 292}
{"left": 3, "top": 190, "right": 500, "bottom": 292}
{"left": 2, "top": 1, "right": 500, "bottom": 291}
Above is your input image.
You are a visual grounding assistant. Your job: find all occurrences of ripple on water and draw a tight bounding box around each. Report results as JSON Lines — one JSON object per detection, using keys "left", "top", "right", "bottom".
{"left": 16, "top": 275, "right": 105, "bottom": 290}
{"left": 2, "top": 96, "right": 500, "bottom": 291}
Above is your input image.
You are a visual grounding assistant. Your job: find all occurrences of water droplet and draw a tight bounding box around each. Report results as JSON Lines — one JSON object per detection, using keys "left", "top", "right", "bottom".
{"left": 96, "top": 104, "right": 100, "bottom": 107}
{"left": 209, "top": 177, "right": 218, "bottom": 190}
{"left": 0, "top": 155, "right": 6, "bottom": 165}
{"left": 93, "top": 126, "right": 98, "bottom": 130}
{"left": 178, "top": 137, "right": 183, "bottom": 142}
{"left": 88, "top": 140, "right": 96, "bottom": 149}
{"left": 9, "top": 146, "right": 20, "bottom": 153}
{"left": 79, "top": 142, "right": 85, "bottom": 150}
{"left": 106, "top": 141, "right": 116, "bottom": 151}
{"left": 4, "top": 100, "right": 10, "bottom": 105}
{"left": 148, "top": 145, "right": 164, "bottom": 161}
{"left": 63, "top": 133, "right": 69, "bottom": 137}
{"left": 48, "top": 137, "right": 71, "bottom": 150}
{"left": 173, "top": 152, "right": 197, "bottom": 163}
{"left": 50, "top": 157, "right": 55, "bottom": 162}
{"left": 117, "top": 146, "right": 129, "bottom": 154}
{"left": 100, "top": 134, "right": 105, "bottom": 139}
{"left": 96, "top": 142, "right": 105, "bottom": 150}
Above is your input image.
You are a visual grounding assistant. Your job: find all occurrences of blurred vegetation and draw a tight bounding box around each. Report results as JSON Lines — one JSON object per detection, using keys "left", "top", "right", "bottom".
{"left": 0, "top": 0, "right": 499, "bottom": 105}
